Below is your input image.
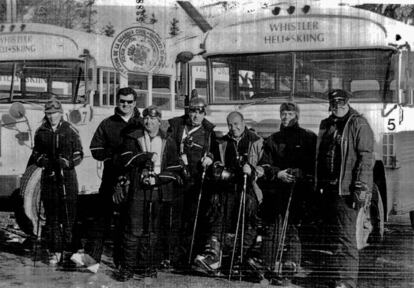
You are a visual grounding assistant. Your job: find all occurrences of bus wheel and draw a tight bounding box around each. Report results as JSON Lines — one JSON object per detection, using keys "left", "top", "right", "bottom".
{"left": 409, "top": 211, "right": 414, "bottom": 230}
{"left": 356, "top": 184, "right": 384, "bottom": 250}
{"left": 15, "top": 165, "right": 44, "bottom": 237}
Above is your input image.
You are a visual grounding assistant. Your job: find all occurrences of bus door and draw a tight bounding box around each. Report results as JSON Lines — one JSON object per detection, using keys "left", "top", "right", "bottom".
{"left": 384, "top": 49, "right": 414, "bottom": 215}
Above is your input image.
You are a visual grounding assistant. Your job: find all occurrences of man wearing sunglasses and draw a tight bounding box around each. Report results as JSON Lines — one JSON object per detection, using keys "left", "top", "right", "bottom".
{"left": 71, "top": 87, "right": 141, "bottom": 273}
{"left": 167, "top": 96, "right": 217, "bottom": 268}
{"left": 316, "top": 89, "right": 374, "bottom": 288}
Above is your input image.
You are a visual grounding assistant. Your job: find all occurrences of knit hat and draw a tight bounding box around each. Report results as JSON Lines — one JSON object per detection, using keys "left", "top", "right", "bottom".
{"left": 280, "top": 102, "right": 300, "bottom": 117}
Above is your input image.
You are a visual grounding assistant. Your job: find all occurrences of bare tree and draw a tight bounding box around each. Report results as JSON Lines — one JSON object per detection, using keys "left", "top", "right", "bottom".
{"left": 20, "top": 0, "right": 97, "bottom": 32}
{"left": 356, "top": 4, "right": 414, "bottom": 25}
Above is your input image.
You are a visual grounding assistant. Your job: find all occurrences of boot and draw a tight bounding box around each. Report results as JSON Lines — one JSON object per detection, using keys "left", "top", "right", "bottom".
{"left": 193, "top": 236, "right": 221, "bottom": 274}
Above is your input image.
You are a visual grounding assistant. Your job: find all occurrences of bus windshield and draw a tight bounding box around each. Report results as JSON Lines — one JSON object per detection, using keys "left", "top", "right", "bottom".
{"left": 207, "top": 49, "right": 395, "bottom": 104}
{"left": 0, "top": 60, "right": 85, "bottom": 103}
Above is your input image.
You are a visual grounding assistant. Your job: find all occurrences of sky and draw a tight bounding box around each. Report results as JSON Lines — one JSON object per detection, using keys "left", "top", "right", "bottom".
{"left": 93, "top": 0, "right": 414, "bottom": 38}
{"left": 94, "top": 0, "right": 414, "bottom": 6}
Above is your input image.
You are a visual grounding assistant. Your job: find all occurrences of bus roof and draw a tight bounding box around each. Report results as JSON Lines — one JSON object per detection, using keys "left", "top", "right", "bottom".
{"left": 202, "top": 3, "right": 412, "bottom": 56}
{"left": 0, "top": 23, "right": 114, "bottom": 67}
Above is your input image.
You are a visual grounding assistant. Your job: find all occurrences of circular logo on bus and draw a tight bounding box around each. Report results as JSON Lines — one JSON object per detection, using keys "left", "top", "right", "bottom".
{"left": 111, "top": 26, "right": 166, "bottom": 75}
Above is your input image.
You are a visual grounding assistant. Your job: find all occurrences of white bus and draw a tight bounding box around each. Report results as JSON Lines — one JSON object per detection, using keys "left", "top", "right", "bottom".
{"left": 176, "top": 2, "right": 414, "bottom": 248}
{"left": 0, "top": 22, "right": 183, "bottom": 235}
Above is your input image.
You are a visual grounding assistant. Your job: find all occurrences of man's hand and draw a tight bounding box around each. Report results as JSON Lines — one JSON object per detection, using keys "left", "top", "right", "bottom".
{"left": 242, "top": 163, "right": 252, "bottom": 176}
{"left": 36, "top": 154, "right": 49, "bottom": 168}
{"left": 113, "top": 178, "right": 130, "bottom": 204}
{"left": 58, "top": 156, "right": 71, "bottom": 169}
{"left": 151, "top": 153, "right": 159, "bottom": 164}
{"left": 201, "top": 156, "right": 213, "bottom": 168}
{"left": 350, "top": 181, "right": 369, "bottom": 210}
{"left": 277, "top": 169, "right": 295, "bottom": 183}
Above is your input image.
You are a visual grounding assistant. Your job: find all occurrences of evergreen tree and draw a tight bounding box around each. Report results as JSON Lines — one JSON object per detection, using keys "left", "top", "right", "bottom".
{"left": 101, "top": 22, "right": 115, "bottom": 37}
{"left": 169, "top": 18, "right": 180, "bottom": 37}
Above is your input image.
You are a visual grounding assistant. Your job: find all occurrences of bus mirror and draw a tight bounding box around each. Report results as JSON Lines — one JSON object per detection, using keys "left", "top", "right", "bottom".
{"left": 9, "top": 102, "right": 26, "bottom": 119}
{"left": 176, "top": 51, "right": 194, "bottom": 64}
{"left": 84, "top": 56, "right": 97, "bottom": 93}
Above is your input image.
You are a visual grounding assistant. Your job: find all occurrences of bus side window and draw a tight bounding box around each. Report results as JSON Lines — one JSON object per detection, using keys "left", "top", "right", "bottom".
{"left": 103, "top": 71, "right": 108, "bottom": 105}
{"left": 153, "top": 75, "right": 171, "bottom": 110}
{"left": 128, "top": 73, "right": 148, "bottom": 108}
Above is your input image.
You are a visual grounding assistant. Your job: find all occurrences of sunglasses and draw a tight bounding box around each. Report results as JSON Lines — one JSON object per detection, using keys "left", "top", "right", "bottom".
{"left": 46, "top": 102, "right": 61, "bottom": 109}
{"left": 119, "top": 99, "right": 134, "bottom": 104}
{"left": 189, "top": 107, "right": 205, "bottom": 113}
{"left": 329, "top": 99, "right": 347, "bottom": 107}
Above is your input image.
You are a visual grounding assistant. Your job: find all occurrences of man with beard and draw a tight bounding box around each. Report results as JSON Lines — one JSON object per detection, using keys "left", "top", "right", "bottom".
{"left": 71, "top": 87, "right": 141, "bottom": 273}
{"left": 258, "top": 102, "right": 316, "bottom": 276}
{"left": 167, "top": 97, "right": 216, "bottom": 267}
{"left": 194, "top": 111, "right": 263, "bottom": 277}
{"left": 316, "top": 90, "right": 374, "bottom": 288}
{"left": 114, "top": 105, "right": 182, "bottom": 281}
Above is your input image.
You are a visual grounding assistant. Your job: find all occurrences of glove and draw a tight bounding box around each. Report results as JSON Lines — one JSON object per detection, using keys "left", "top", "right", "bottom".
{"left": 36, "top": 154, "right": 49, "bottom": 167}
{"left": 242, "top": 163, "right": 252, "bottom": 176}
{"left": 287, "top": 168, "right": 303, "bottom": 180}
{"left": 58, "top": 156, "right": 71, "bottom": 169}
{"left": 201, "top": 156, "right": 213, "bottom": 168}
{"left": 141, "top": 171, "right": 159, "bottom": 187}
{"left": 113, "top": 176, "right": 130, "bottom": 204}
{"left": 350, "top": 181, "right": 370, "bottom": 210}
{"left": 179, "top": 158, "right": 191, "bottom": 180}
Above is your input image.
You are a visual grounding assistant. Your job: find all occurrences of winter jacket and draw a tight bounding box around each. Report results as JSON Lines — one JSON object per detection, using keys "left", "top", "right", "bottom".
{"left": 30, "top": 119, "right": 83, "bottom": 179}
{"left": 214, "top": 128, "right": 264, "bottom": 202}
{"left": 316, "top": 107, "right": 374, "bottom": 196}
{"left": 118, "top": 125, "right": 181, "bottom": 200}
{"left": 167, "top": 115, "right": 216, "bottom": 179}
{"left": 259, "top": 122, "right": 317, "bottom": 187}
{"left": 89, "top": 107, "right": 141, "bottom": 192}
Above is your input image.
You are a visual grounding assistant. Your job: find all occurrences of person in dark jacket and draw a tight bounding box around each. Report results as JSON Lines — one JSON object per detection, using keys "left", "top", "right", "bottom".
{"left": 167, "top": 97, "right": 216, "bottom": 266}
{"left": 316, "top": 89, "right": 374, "bottom": 288}
{"left": 70, "top": 87, "right": 141, "bottom": 273}
{"left": 258, "top": 102, "right": 317, "bottom": 275}
{"left": 114, "top": 105, "right": 182, "bottom": 282}
{"left": 194, "top": 111, "right": 264, "bottom": 276}
{"left": 29, "top": 96, "right": 83, "bottom": 266}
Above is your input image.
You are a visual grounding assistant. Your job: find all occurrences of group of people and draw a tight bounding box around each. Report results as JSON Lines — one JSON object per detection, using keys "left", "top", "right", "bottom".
{"left": 30, "top": 87, "right": 374, "bottom": 288}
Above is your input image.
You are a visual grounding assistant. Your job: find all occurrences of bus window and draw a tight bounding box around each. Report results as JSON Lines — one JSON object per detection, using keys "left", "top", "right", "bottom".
{"left": 383, "top": 133, "right": 396, "bottom": 167}
{"left": 128, "top": 73, "right": 148, "bottom": 108}
{"left": 52, "top": 79, "right": 72, "bottom": 97}
{"left": 102, "top": 71, "right": 108, "bottom": 105}
{"left": 153, "top": 75, "right": 171, "bottom": 110}
{"left": 212, "top": 64, "right": 230, "bottom": 103}
{"left": 208, "top": 50, "right": 393, "bottom": 103}
{"left": 351, "top": 80, "right": 380, "bottom": 101}
{"left": 239, "top": 70, "right": 254, "bottom": 100}
{"left": 260, "top": 72, "right": 275, "bottom": 90}
{"left": 0, "top": 60, "right": 82, "bottom": 103}
{"left": 109, "top": 72, "right": 115, "bottom": 106}
{"left": 195, "top": 79, "right": 207, "bottom": 98}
